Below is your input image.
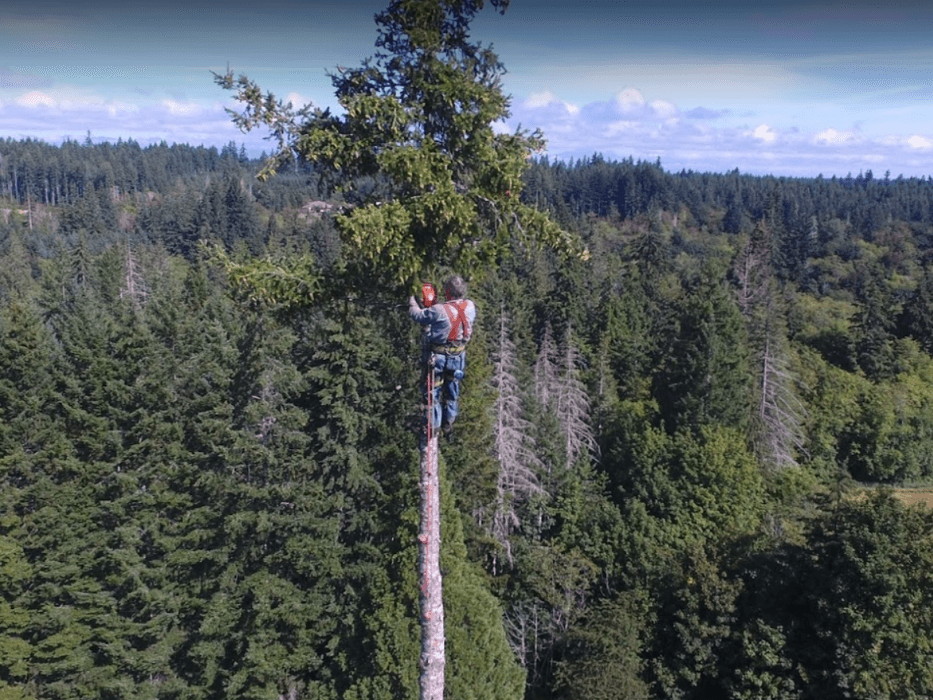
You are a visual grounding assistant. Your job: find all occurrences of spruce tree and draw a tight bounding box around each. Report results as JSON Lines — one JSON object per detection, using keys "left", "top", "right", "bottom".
{"left": 655, "top": 269, "right": 752, "bottom": 434}
{"left": 853, "top": 262, "right": 897, "bottom": 379}
{"left": 212, "top": 4, "right": 583, "bottom": 699}
{"left": 213, "top": 0, "right": 583, "bottom": 301}
{"left": 901, "top": 264, "right": 933, "bottom": 354}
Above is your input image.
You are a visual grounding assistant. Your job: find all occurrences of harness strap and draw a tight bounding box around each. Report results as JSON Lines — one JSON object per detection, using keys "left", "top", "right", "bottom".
{"left": 442, "top": 300, "right": 471, "bottom": 343}
{"left": 431, "top": 344, "right": 466, "bottom": 355}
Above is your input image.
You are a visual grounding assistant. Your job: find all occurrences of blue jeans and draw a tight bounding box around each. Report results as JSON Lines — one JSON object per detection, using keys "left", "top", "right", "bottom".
{"left": 426, "top": 352, "right": 465, "bottom": 429}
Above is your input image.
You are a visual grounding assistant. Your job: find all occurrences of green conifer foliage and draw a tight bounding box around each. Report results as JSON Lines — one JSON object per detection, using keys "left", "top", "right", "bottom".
{"left": 438, "top": 459, "right": 526, "bottom": 700}
{"left": 0, "top": 228, "right": 35, "bottom": 302}
{"left": 853, "top": 262, "right": 897, "bottom": 380}
{"left": 595, "top": 272, "right": 654, "bottom": 401}
{"left": 214, "top": 0, "right": 582, "bottom": 299}
{"left": 0, "top": 535, "right": 33, "bottom": 698}
{"left": 902, "top": 264, "right": 933, "bottom": 354}
{"left": 655, "top": 272, "right": 752, "bottom": 434}
{"left": 802, "top": 492, "right": 933, "bottom": 699}
{"left": 554, "top": 593, "right": 650, "bottom": 700}
{"left": 293, "top": 308, "right": 424, "bottom": 699}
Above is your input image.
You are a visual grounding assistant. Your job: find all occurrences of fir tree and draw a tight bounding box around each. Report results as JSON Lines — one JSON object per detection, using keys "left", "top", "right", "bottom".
{"left": 214, "top": 0, "right": 583, "bottom": 300}
{"left": 655, "top": 269, "right": 752, "bottom": 434}
{"left": 901, "top": 264, "right": 933, "bottom": 354}
{"left": 853, "top": 262, "right": 897, "bottom": 379}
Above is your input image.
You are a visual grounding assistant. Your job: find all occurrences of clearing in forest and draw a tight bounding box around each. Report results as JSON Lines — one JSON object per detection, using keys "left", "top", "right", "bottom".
{"left": 891, "top": 488, "right": 933, "bottom": 508}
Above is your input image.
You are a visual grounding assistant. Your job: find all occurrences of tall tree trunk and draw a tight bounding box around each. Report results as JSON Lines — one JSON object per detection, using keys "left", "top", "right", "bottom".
{"left": 419, "top": 433, "right": 445, "bottom": 700}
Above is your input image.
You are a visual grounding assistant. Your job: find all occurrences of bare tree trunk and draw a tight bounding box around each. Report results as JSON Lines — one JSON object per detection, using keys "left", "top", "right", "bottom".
{"left": 419, "top": 433, "right": 445, "bottom": 700}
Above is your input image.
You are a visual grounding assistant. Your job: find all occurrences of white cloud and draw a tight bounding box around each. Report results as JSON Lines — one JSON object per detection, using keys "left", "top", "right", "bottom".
{"left": 285, "top": 92, "right": 312, "bottom": 108}
{"left": 161, "top": 99, "right": 203, "bottom": 116}
{"left": 525, "top": 91, "right": 557, "bottom": 109}
{"left": 106, "top": 102, "right": 139, "bottom": 118}
{"left": 522, "top": 91, "right": 580, "bottom": 115}
{"left": 0, "top": 96, "right": 273, "bottom": 155}
{"left": 605, "top": 120, "right": 640, "bottom": 137}
{"left": 750, "top": 124, "right": 778, "bottom": 143}
{"left": 14, "top": 90, "right": 56, "bottom": 108}
{"left": 615, "top": 88, "right": 645, "bottom": 111}
{"left": 8, "top": 79, "right": 933, "bottom": 178}
{"left": 650, "top": 99, "right": 677, "bottom": 119}
{"left": 815, "top": 128, "right": 857, "bottom": 145}
{"left": 502, "top": 87, "right": 933, "bottom": 177}
{"left": 907, "top": 135, "right": 933, "bottom": 150}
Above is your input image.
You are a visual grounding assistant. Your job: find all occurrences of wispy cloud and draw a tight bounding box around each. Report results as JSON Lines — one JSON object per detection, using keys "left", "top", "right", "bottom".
{"left": 0, "top": 67, "right": 54, "bottom": 90}
{"left": 814, "top": 128, "right": 859, "bottom": 145}
{"left": 14, "top": 91, "right": 58, "bottom": 108}
{"left": 0, "top": 92, "right": 273, "bottom": 151}
{"left": 508, "top": 89, "right": 933, "bottom": 177}
{"left": 686, "top": 106, "right": 729, "bottom": 120}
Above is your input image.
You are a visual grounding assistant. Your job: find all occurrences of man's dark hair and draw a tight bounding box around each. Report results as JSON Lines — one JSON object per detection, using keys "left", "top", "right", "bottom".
{"left": 444, "top": 275, "right": 467, "bottom": 300}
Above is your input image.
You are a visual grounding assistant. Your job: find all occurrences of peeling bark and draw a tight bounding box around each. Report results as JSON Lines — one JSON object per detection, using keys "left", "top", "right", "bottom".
{"left": 419, "top": 434, "right": 445, "bottom": 700}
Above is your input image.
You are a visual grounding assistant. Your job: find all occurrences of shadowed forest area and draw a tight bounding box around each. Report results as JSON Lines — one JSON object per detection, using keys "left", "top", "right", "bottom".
{"left": 1, "top": 136, "right": 932, "bottom": 699}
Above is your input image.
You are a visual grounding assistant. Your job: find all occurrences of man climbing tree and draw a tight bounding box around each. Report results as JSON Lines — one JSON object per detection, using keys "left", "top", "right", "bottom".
{"left": 409, "top": 275, "right": 477, "bottom": 439}
{"left": 213, "top": 2, "right": 580, "bottom": 698}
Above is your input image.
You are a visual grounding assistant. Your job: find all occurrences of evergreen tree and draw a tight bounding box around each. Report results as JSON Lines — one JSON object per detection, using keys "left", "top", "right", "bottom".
{"left": 214, "top": 0, "right": 582, "bottom": 299}
{"left": 801, "top": 492, "right": 933, "bottom": 699}
{"left": 556, "top": 594, "right": 651, "bottom": 700}
{"left": 655, "top": 269, "right": 752, "bottom": 434}
{"left": 852, "top": 262, "right": 896, "bottom": 379}
{"left": 0, "top": 227, "right": 35, "bottom": 302}
{"left": 735, "top": 221, "right": 807, "bottom": 470}
{"left": 0, "top": 534, "right": 33, "bottom": 698}
{"left": 901, "top": 264, "right": 933, "bottom": 354}
{"left": 439, "top": 460, "right": 526, "bottom": 700}
{"left": 594, "top": 267, "right": 654, "bottom": 401}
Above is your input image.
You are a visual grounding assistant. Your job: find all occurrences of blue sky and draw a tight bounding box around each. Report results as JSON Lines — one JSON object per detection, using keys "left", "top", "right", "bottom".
{"left": 3, "top": 0, "right": 933, "bottom": 177}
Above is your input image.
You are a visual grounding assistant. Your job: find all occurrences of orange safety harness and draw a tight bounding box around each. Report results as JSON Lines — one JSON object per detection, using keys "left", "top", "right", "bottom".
{"left": 441, "top": 300, "right": 471, "bottom": 343}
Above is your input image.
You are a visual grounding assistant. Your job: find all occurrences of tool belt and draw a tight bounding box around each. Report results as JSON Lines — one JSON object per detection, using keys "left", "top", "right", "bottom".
{"left": 431, "top": 343, "right": 466, "bottom": 356}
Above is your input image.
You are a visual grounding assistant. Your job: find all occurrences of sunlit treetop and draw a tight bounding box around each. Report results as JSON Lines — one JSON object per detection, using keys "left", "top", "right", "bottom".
{"left": 215, "top": 0, "right": 585, "bottom": 302}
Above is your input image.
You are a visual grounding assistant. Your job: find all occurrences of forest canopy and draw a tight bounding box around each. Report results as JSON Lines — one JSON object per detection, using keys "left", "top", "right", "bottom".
{"left": 2, "top": 1, "right": 933, "bottom": 698}
{"left": 3, "top": 122, "right": 933, "bottom": 699}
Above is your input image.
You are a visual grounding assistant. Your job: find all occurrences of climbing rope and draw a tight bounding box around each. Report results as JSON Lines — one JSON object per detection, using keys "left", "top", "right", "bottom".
{"left": 426, "top": 355, "right": 435, "bottom": 450}
{"left": 421, "top": 355, "right": 435, "bottom": 598}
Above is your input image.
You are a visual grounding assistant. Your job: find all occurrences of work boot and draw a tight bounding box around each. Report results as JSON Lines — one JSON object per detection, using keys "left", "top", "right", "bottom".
{"left": 441, "top": 420, "right": 453, "bottom": 441}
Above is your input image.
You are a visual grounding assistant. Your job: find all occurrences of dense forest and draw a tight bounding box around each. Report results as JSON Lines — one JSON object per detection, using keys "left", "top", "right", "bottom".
{"left": 3, "top": 1, "right": 933, "bottom": 697}
{"left": 2, "top": 133, "right": 933, "bottom": 699}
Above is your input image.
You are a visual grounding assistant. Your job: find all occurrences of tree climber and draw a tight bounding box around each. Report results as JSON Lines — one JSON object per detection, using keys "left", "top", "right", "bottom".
{"left": 409, "top": 275, "right": 477, "bottom": 439}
